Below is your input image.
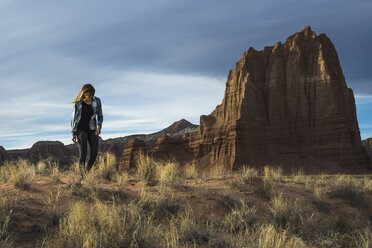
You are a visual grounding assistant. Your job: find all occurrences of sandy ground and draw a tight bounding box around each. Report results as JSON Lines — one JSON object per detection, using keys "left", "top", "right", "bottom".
{"left": 1, "top": 171, "right": 371, "bottom": 247}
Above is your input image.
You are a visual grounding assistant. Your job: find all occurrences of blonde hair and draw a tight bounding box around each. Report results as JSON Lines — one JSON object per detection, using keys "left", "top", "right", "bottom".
{"left": 72, "top": 84, "right": 95, "bottom": 103}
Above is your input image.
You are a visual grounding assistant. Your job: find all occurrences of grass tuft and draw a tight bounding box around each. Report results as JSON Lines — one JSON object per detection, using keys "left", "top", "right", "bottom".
{"left": 135, "top": 151, "right": 158, "bottom": 183}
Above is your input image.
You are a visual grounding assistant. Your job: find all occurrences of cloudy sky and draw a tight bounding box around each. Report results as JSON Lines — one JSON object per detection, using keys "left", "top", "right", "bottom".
{"left": 1, "top": 0, "right": 371, "bottom": 150}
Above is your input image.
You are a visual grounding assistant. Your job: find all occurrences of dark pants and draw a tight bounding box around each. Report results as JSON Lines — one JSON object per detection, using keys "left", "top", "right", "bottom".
{"left": 77, "top": 128, "right": 99, "bottom": 179}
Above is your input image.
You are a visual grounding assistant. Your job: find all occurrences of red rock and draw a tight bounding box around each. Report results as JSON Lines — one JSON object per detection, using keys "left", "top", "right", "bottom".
{"left": 185, "top": 26, "right": 370, "bottom": 172}
{"left": 0, "top": 146, "right": 9, "bottom": 163}
{"left": 27, "top": 141, "right": 73, "bottom": 165}
{"left": 118, "top": 138, "right": 147, "bottom": 172}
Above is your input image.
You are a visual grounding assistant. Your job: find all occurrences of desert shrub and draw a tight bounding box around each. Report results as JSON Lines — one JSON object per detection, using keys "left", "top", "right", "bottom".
{"left": 0, "top": 194, "right": 13, "bottom": 246}
{"left": 360, "top": 175, "right": 372, "bottom": 192}
{"left": 166, "top": 209, "right": 211, "bottom": 247}
{"left": 135, "top": 151, "right": 158, "bottom": 183}
{"left": 70, "top": 169, "right": 102, "bottom": 201}
{"left": 269, "top": 194, "right": 304, "bottom": 231}
{"left": 228, "top": 223, "right": 306, "bottom": 248}
{"left": 219, "top": 189, "right": 239, "bottom": 211}
{"left": 137, "top": 188, "right": 183, "bottom": 222}
{"left": 240, "top": 165, "right": 259, "bottom": 184}
{"left": 49, "top": 200, "right": 155, "bottom": 248}
{"left": 207, "top": 163, "right": 231, "bottom": 178}
{"left": 5, "top": 159, "right": 35, "bottom": 189}
{"left": 327, "top": 175, "right": 364, "bottom": 205}
{"left": 287, "top": 168, "right": 307, "bottom": 184}
{"left": 43, "top": 187, "right": 65, "bottom": 225}
{"left": 36, "top": 160, "right": 48, "bottom": 174}
{"left": 263, "top": 165, "right": 283, "bottom": 182}
{"left": 256, "top": 224, "right": 306, "bottom": 248}
{"left": 0, "top": 161, "right": 11, "bottom": 183}
{"left": 313, "top": 184, "right": 327, "bottom": 200}
{"left": 35, "top": 157, "right": 61, "bottom": 183}
{"left": 157, "top": 161, "right": 183, "bottom": 187}
{"left": 95, "top": 152, "right": 117, "bottom": 181}
{"left": 224, "top": 200, "right": 259, "bottom": 233}
{"left": 356, "top": 226, "right": 372, "bottom": 248}
{"left": 115, "top": 171, "right": 129, "bottom": 187}
{"left": 254, "top": 179, "right": 278, "bottom": 200}
{"left": 70, "top": 157, "right": 80, "bottom": 174}
{"left": 183, "top": 162, "right": 198, "bottom": 179}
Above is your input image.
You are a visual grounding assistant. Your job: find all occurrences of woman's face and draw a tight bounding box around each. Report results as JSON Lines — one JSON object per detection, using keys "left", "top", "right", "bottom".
{"left": 83, "top": 92, "right": 93, "bottom": 101}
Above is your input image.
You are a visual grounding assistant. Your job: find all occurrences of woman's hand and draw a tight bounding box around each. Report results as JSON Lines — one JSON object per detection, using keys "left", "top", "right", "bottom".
{"left": 72, "top": 135, "right": 77, "bottom": 143}
{"left": 95, "top": 126, "right": 101, "bottom": 136}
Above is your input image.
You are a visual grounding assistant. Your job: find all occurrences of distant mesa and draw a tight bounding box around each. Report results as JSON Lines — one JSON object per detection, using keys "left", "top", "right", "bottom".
{"left": 26, "top": 141, "right": 73, "bottom": 165}
{"left": 0, "top": 146, "right": 9, "bottom": 163}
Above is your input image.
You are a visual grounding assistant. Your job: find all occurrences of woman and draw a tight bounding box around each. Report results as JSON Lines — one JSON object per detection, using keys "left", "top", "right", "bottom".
{"left": 71, "top": 84, "right": 103, "bottom": 183}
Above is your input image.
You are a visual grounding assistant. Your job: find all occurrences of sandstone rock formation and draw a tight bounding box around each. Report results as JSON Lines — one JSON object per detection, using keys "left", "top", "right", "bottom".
{"left": 120, "top": 26, "right": 371, "bottom": 173}
{"left": 27, "top": 141, "right": 73, "bottom": 165}
{"left": 152, "top": 134, "right": 193, "bottom": 161}
{"left": 0, "top": 146, "right": 9, "bottom": 164}
{"left": 187, "top": 26, "right": 370, "bottom": 172}
{"left": 362, "top": 138, "right": 372, "bottom": 160}
{"left": 118, "top": 138, "right": 147, "bottom": 172}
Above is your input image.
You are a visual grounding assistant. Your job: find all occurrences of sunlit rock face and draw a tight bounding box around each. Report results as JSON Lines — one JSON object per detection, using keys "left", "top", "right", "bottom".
{"left": 118, "top": 138, "right": 147, "bottom": 172}
{"left": 184, "top": 26, "right": 370, "bottom": 172}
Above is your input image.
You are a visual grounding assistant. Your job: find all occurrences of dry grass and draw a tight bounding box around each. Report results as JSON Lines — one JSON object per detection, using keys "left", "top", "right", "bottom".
{"left": 36, "top": 157, "right": 61, "bottom": 181}
{"left": 95, "top": 152, "right": 117, "bottom": 181}
{"left": 166, "top": 208, "right": 211, "bottom": 247}
{"left": 0, "top": 194, "right": 13, "bottom": 247}
{"left": 183, "top": 162, "right": 198, "bottom": 179}
{"left": 135, "top": 150, "right": 158, "bottom": 183}
{"left": 157, "top": 161, "right": 183, "bottom": 187}
{"left": 48, "top": 200, "right": 156, "bottom": 248}
{"left": 224, "top": 200, "right": 259, "bottom": 233}
{"left": 136, "top": 188, "right": 183, "bottom": 222}
{"left": 207, "top": 163, "right": 231, "bottom": 178}
{"left": 327, "top": 175, "right": 365, "bottom": 205}
{"left": 115, "top": 171, "right": 129, "bottom": 187}
{"left": 1, "top": 156, "right": 371, "bottom": 248}
{"left": 43, "top": 186, "right": 65, "bottom": 226}
{"left": 263, "top": 165, "right": 283, "bottom": 182}
{"left": 255, "top": 224, "right": 306, "bottom": 248}
{"left": 269, "top": 194, "right": 304, "bottom": 231}
{"left": 71, "top": 169, "right": 102, "bottom": 201}
{"left": 0, "top": 158, "right": 36, "bottom": 189}
{"left": 240, "top": 165, "right": 259, "bottom": 184}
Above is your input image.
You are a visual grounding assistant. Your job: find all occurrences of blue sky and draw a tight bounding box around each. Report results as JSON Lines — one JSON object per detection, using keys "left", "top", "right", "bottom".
{"left": 1, "top": 0, "right": 371, "bottom": 150}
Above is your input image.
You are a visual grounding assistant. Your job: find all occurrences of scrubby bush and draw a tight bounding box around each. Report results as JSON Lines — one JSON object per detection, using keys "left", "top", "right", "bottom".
{"left": 224, "top": 200, "right": 259, "bottom": 233}
{"left": 327, "top": 175, "right": 364, "bottom": 205}
{"left": 263, "top": 165, "right": 283, "bottom": 182}
{"left": 49, "top": 200, "right": 155, "bottom": 248}
{"left": 135, "top": 151, "right": 158, "bottom": 183}
{"left": 95, "top": 152, "right": 117, "bottom": 181}
{"left": 0, "top": 194, "right": 14, "bottom": 247}
{"left": 183, "top": 162, "right": 198, "bottom": 179}
{"left": 4, "top": 159, "right": 35, "bottom": 189}
{"left": 157, "top": 161, "right": 183, "bottom": 187}
{"left": 167, "top": 209, "right": 211, "bottom": 247}
{"left": 137, "top": 188, "right": 183, "bottom": 222}
{"left": 240, "top": 165, "right": 259, "bottom": 184}
{"left": 269, "top": 194, "right": 304, "bottom": 231}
